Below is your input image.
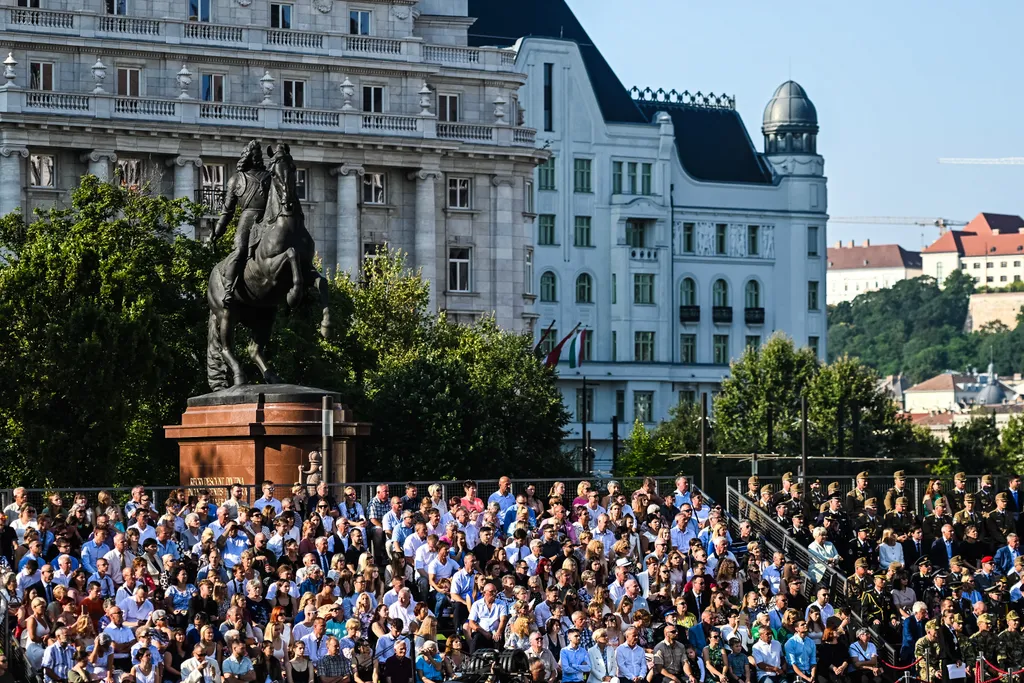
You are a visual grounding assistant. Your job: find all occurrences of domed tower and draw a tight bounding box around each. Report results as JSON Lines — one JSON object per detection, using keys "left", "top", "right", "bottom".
{"left": 762, "top": 80, "right": 823, "bottom": 177}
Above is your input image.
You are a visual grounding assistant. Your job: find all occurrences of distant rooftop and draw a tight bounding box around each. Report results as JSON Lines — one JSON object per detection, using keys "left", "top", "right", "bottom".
{"left": 827, "top": 241, "right": 921, "bottom": 270}
{"left": 923, "top": 212, "right": 1024, "bottom": 257}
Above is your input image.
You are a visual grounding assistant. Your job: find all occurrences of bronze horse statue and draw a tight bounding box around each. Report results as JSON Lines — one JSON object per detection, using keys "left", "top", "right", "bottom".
{"left": 206, "top": 142, "right": 330, "bottom": 390}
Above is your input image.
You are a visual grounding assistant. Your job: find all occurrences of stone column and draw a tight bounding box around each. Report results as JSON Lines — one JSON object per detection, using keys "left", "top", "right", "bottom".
{"left": 169, "top": 155, "right": 203, "bottom": 238}
{"left": 331, "top": 164, "right": 363, "bottom": 278}
{"left": 81, "top": 150, "right": 117, "bottom": 182}
{"left": 411, "top": 170, "right": 440, "bottom": 313}
{"left": 0, "top": 145, "right": 27, "bottom": 217}
{"left": 492, "top": 175, "right": 516, "bottom": 327}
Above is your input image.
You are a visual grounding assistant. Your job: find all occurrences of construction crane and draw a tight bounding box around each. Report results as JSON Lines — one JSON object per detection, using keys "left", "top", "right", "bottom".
{"left": 830, "top": 216, "right": 968, "bottom": 234}
{"left": 938, "top": 157, "right": 1024, "bottom": 165}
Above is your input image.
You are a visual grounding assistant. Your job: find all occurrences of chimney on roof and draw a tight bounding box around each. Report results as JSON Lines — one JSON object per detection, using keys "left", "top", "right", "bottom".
{"left": 833, "top": 241, "right": 842, "bottom": 248}
{"left": 863, "top": 239, "right": 870, "bottom": 247}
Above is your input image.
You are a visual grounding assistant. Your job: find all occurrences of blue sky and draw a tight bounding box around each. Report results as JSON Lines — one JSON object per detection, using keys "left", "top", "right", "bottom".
{"left": 568, "top": 0, "right": 1024, "bottom": 250}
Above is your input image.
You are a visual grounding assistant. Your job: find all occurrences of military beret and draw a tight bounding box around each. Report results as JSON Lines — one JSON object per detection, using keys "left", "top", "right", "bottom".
{"left": 981, "top": 556, "right": 995, "bottom": 565}
{"left": 864, "top": 498, "right": 877, "bottom": 508}
{"left": 782, "top": 472, "right": 794, "bottom": 482}
{"left": 894, "top": 470, "right": 906, "bottom": 479}
{"left": 748, "top": 476, "right": 760, "bottom": 485}
{"left": 997, "top": 492, "right": 1009, "bottom": 502}
{"left": 896, "top": 497, "right": 909, "bottom": 506}
{"left": 761, "top": 484, "right": 774, "bottom": 494}
{"left": 855, "top": 558, "right": 869, "bottom": 568}
{"left": 964, "top": 494, "right": 975, "bottom": 503}
{"left": 827, "top": 482, "right": 841, "bottom": 494}
{"left": 1008, "top": 611, "right": 1020, "bottom": 622}
{"left": 977, "top": 614, "right": 993, "bottom": 624}
{"left": 982, "top": 474, "right": 994, "bottom": 485}
{"left": 856, "top": 471, "right": 869, "bottom": 480}
{"left": 954, "top": 472, "right": 966, "bottom": 482}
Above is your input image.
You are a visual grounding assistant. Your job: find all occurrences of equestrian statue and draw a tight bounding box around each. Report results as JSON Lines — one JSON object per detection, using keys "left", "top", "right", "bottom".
{"left": 206, "top": 140, "right": 331, "bottom": 391}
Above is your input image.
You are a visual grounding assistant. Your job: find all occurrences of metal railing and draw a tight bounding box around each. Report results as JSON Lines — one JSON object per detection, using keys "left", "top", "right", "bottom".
{"left": 725, "top": 484, "right": 900, "bottom": 666}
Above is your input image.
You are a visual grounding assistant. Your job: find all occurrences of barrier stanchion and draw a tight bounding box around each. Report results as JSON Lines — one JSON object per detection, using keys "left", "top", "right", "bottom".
{"left": 980, "top": 658, "right": 1024, "bottom": 683}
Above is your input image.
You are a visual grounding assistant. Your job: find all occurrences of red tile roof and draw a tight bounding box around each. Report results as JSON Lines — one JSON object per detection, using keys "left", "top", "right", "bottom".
{"left": 923, "top": 212, "right": 1024, "bottom": 256}
{"left": 906, "top": 373, "right": 968, "bottom": 392}
{"left": 826, "top": 244, "right": 921, "bottom": 270}
{"left": 906, "top": 412, "right": 954, "bottom": 426}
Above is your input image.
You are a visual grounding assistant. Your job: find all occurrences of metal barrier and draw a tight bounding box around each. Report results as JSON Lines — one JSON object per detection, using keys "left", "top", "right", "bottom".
{"left": 0, "top": 592, "right": 35, "bottom": 682}
{"left": 727, "top": 475, "right": 1002, "bottom": 517}
{"left": 725, "top": 484, "right": 900, "bottom": 667}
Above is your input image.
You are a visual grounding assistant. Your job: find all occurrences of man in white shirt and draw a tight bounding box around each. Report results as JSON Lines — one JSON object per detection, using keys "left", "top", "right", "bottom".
{"left": 523, "top": 540, "right": 545, "bottom": 576}
{"left": 253, "top": 480, "right": 283, "bottom": 516}
{"left": 615, "top": 627, "right": 647, "bottom": 683}
{"left": 706, "top": 537, "right": 737, "bottom": 577}
{"left": 427, "top": 540, "right": 457, "bottom": 593}
{"left": 752, "top": 628, "right": 784, "bottom": 683}
{"left": 127, "top": 509, "right": 157, "bottom": 545}
{"left": 180, "top": 643, "right": 221, "bottom": 683}
{"left": 388, "top": 588, "right": 418, "bottom": 634}
{"left": 119, "top": 584, "right": 154, "bottom": 630}
{"left": 592, "top": 515, "right": 616, "bottom": 559}
{"left": 468, "top": 582, "right": 507, "bottom": 652}
{"left": 670, "top": 509, "right": 699, "bottom": 552}
{"left": 804, "top": 586, "right": 835, "bottom": 622}
{"left": 102, "top": 605, "right": 135, "bottom": 671}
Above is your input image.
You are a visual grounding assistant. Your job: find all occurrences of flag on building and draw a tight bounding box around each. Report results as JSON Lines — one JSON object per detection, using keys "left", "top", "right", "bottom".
{"left": 567, "top": 328, "right": 587, "bottom": 369}
{"left": 543, "top": 324, "right": 581, "bottom": 368}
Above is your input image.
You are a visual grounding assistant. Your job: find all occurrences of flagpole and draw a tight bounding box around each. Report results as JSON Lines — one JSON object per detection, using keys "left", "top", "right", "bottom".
{"left": 581, "top": 375, "right": 588, "bottom": 473}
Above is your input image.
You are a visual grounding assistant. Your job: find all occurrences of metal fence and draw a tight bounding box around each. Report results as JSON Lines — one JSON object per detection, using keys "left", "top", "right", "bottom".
{"left": 0, "top": 592, "right": 34, "bottom": 682}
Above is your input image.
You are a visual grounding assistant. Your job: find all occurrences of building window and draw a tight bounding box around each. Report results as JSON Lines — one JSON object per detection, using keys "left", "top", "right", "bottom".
{"left": 615, "top": 390, "right": 625, "bottom": 422}
{"left": 188, "top": 0, "right": 210, "bottom": 22}
{"left": 18, "top": 0, "right": 41, "bottom": 6}
{"left": 713, "top": 334, "right": 729, "bottom": 364}
{"left": 537, "top": 328, "right": 558, "bottom": 356}
{"left": 747, "top": 225, "right": 759, "bottom": 256}
{"left": 627, "top": 162, "right": 638, "bottom": 194}
{"left": 524, "top": 181, "right": 534, "bottom": 214}
{"left": 350, "top": 9, "right": 371, "bottom": 35}
{"left": 626, "top": 221, "right": 646, "bottom": 248}
{"left": 582, "top": 332, "right": 592, "bottom": 361}
{"left": 612, "top": 161, "right": 622, "bottom": 194}
{"left": 201, "top": 163, "right": 225, "bottom": 192}
{"left": 807, "top": 280, "right": 819, "bottom": 310}
{"left": 713, "top": 279, "right": 729, "bottom": 306}
{"left": 1002, "top": 261, "right": 1008, "bottom": 267}
{"left": 116, "top": 158, "right": 142, "bottom": 189}
{"left": 543, "top": 63, "right": 554, "bottom": 132}
{"left": 575, "top": 388, "right": 594, "bottom": 422}
{"left": 746, "top": 335, "right": 761, "bottom": 351}
{"left": 29, "top": 62, "right": 54, "bottom": 91}
{"left": 807, "top": 226, "right": 819, "bottom": 256}
{"left": 634, "top": 273, "right": 654, "bottom": 304}
{"left": 808, "top": 336, "right": 820, "bottom": 356}
{"left": 201, "top": 73, "right": 224, "bottom": 102}
{"left": 575, "top": 273, "right": 593, "bottom": 303}
{"left": 680, "top": 277, "right": 696, "bottom": 306}
{"left": 294, "top": 168, "right": 307, "bottom": 200}
{"left": 283, "top": 79, "right": 305, "bottom": 108}
{"left": 1016, "top": 275, "right": 1021, "bottom": 282}
{"left": 448, "top": 176, "right": 471, "bottom": 209}
{"left": 438, "top": 93, "right": 459, "bottom": 122}
{"left": 524, "top": 249, "right": 534, "bottom": 295}
{"left": 715, "top": 224, "right": 727, "bottom": 255}
{"left": 1001, "top": 275, "right": 1008, "bottom": 282}
{"left": 116, "top": 67, "right": 140, "bottom": 97}
{"left": 936, "top": 262, "right": 944, "bottom": 282}
{"left": 634, "top": 331, "right": 655, "bottom": 362}
{"left": 29, "top": 154, "right": 55, "bottom": 188}
{"left": 538, "top": 215, "right": 556, "bottom": 245}
{"left": 641, "top": 163, "right": 652, "bottom": 195}
{"left": 682, "top": 223, "right": 695, "bottom": 253}
{"left": 680, "top": 334, "right": 696, "bottom": 363}
{"left": 574, "top": 216, "right": 592, "bottom": 247}
{"left": 679, "top": 390, "right": 696, "bottom": 405}
{"left": 611, "top": 273, "right": 617, "bottom": 304}
{"left": 987, "top": 262, "right": 994, "bottom": 267}
{"left": 540, "top": 271, "right": 557, "bottom": 302}
{"left": 362, "top": 85, "right": 384, "bottom": 113}
{"left": 973, "top": 263, "right": 980, "bottom": 269}
{"left": 987, "top": 276, "right": 994, "bottom": 283}
{"left": 448, "top": 247, "right": 471, "bottom": 292}
{"left": 634, "top": 391, "right": 654, "bottom": 423}
{"left": 744, "top": 280, "right": 760, "bottom": 308}
{"left": 538, "top": 157, "right": 556, "bottom": 190}
{"left": 106, "top": 0, "right": 128, "bottom": 14}
{"left": 362, "top": 172, "right": 386, "bottom": 204}
{"left": 573, "top": 158, "right": 592, "bottom": 193}
{"left": 362, "top": 243, "right": 384, "bottom": 265}
{"left": 270, "top": 3, "right": 292, "bottom": 29}
{"left": 611, "top": 330, "right": 617, "bottom": 360}
{"left": 1015, "top": 261, "right": 1021, "bottom": 267}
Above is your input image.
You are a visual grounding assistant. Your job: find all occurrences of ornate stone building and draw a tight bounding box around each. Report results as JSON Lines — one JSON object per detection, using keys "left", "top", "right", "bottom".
{"left": 0, "top": 0, "right": 541, "bottom": 330}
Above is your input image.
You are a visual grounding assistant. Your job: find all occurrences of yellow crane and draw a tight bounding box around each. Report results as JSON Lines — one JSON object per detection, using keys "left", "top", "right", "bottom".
{"left": 938, "top": 157, "right": 1024, "bottom": 165}
{"left": 829, "top": 216, "right": 967, "bottom": 235}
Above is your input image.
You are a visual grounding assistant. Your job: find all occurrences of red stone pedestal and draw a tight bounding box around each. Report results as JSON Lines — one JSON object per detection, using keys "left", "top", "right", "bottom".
{"left": 165, "top": 384, "right": 370, "bottom": 492}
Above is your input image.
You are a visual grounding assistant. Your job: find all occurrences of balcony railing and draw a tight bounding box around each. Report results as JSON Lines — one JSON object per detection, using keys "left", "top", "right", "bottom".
{"left": 744, "top": 307, "right": 765, "bottom": 325}
{"left": 199, "top": 103, "right": 260, "bottom": 123}
{"left": 712, "top": 306, "right": 733, "bottom": 324}
{"left": 437, "top": 122, "right": 495, "bottom": 142}
{"left": 6, "top": 9, "right": 519, "bottom": 71}
{"left": 679, "top": 305, "right": 700, "bottom": 323}
{"left": 195, "top": 187, "right": 226, "bottom": 215}
{"left": 25, "top": 91, "right": 90, "bottom": 112}
{"left": 629, "top": 247, "right": 658, "bottom": 261}
{"left": 361, "top": 113, "right": 419, "bottom": 133}
{"left": 114, "top": 97, "right": 177, "bottom": 119}
{"left": 282, "top": 108, "right": 341, "bottom": 128}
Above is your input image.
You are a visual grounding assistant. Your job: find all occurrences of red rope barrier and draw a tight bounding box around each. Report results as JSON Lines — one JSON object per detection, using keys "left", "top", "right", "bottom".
{"left": 981, "top": 658, "right": 1024, "bottom": 680}
{"left": 883, "top": 658, "right": 921, "bottom": 671}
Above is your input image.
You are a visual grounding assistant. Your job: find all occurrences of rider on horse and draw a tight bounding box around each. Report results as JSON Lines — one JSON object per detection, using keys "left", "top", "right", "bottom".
{"left": 212, "top": 140, "right": 272, "bottom": 306}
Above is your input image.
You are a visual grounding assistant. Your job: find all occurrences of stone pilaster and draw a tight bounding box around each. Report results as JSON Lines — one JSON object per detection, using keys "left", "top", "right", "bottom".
{"left": 411, "top": 169, "right": 441, "bottom": 312}
{"left": 81, "top": 150, "right": 117, "bottom": 182}
{"left": 331, "top": 164, "right": 364, "bottom": 277}
{"left": 492, "top": 175, "right": 516, "bottom": 323}
{"left": 0, "top": 145, "right": 27, "bottom": 218}
{"left": 168, "top": 156, "right": 203, "bottom": 238}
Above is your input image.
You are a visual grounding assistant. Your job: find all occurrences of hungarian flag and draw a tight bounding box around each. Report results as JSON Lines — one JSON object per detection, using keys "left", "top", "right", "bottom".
{"left": 544, "top": 327, "right": 586, "bottom": 368}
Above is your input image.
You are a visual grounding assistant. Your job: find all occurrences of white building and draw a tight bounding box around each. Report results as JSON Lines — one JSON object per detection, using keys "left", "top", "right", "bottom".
{"left": 469, "top": 0, "right": 828, "bottom": 470}
{"left": 0, "top": 0, "right": 544, "bottom": 331}
{"left": 826, "top": 241, "right": 921, "bottom": 304}
{"left": 903, "top": 364, "right": 1018, "bottom": 414}
{"left": 922, "top": 212, "right": 1024, "bottom": 289}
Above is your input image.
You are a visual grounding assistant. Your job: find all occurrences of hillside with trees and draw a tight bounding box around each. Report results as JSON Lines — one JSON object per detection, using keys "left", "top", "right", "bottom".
{"left": 828, "top": 270, "right": 1024, "bottom": 383}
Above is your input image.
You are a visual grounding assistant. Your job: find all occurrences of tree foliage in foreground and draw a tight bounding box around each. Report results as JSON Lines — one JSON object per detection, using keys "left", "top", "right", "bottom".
{"left": 0, "top": 179, "right": 571, "bottom": 487}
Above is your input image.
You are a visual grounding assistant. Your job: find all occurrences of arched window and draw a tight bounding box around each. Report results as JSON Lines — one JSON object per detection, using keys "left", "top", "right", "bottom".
{"left": 680, "top": 277, "right": 696, "bottom": 306}
{"left": 540, "top": 271, "right": 557, "bottom": 302}
{"left": 713, "top": 279, "right": 729, "bottom": 306}
{"left": 745, "top": 280, "right": 761, "bottom": 308}
{"left": 575, "top": 273, "right": 593, "bottom": 303}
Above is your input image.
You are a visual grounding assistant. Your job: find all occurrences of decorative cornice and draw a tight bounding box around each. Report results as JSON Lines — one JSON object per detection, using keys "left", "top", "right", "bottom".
{"left": 407, "top": 169, "right": 441, "bottom": 181}
{"left": 81, "top": 150, "right": 118, "bottom": 164}
{"left": 0, "top": 145, "right": 28, "bottom": 158}
{"left": 331, "top": 163, "right": 364, "bottom": 177}
{"left": 167, "top": 156, "right": 203, "bottom": 168}
{"left": 630, "top": 86, "right": 735, "bottom": 111}
{"left": 491, "top": 175, "right": 515, "bottom": 187}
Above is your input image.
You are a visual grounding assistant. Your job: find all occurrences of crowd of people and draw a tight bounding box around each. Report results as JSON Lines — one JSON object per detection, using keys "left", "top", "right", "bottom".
{"left": 742, "top": 470, "right": 1024, "bottom": 681}
{"left": 0, "top": 473, "right": 1019, "bottom": 683}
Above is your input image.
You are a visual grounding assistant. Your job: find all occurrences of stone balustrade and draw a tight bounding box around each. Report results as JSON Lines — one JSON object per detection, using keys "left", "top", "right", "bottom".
{"left": 6, "top": 8, "right": 518, "bottom": 70}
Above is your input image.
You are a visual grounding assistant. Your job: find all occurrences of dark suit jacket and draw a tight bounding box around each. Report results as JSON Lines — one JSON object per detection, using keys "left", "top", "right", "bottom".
{"left": 938, "top": 624, "right": 963, "bottom": 663}
{"left": 902, "top": 538, "right": 926, "bottom": 567}
{"left": 928, "top": 537, "right": 961, "bottom": 569}
{"left": 683, "top": 590, "right": 707, "bottom": 618}
{"left": 1000, "top": 487, "right": 1023, "bottom": 513}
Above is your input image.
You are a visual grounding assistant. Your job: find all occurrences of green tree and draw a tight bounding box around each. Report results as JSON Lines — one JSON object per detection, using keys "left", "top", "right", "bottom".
{"left": 616, "top": 420, "right": 670, "bottom": 477}
{"left": 942, "top": 415, "right": 1004, "bottom": 474}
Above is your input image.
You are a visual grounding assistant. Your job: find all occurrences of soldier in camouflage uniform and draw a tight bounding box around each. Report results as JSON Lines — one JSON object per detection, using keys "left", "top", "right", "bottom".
{"left": 953, "top": 494, "right": 984, "bottom": 540}
{"left": 962, "top": 614, "right": 999, "bottom": 677}
{"left": 847, "top": 557, "right": 871, "bottom": 605}
{"left": 809, "top": 478, "right": 826, "bottom": 512}
{"left": 885, "top": 470, "right": 909, "bottom": 513}
{"left": 986, "top": 492, "right": 1015, "bottom": 550}
{"left": 860, "top": 573, "right": 892, "bottom": 626}
{"left": 997, "top": 610, "right": 1024, "bottom": 677}
{"left": 771, "top": 472, "right": 794, "bottom": 509}
{"left": 854, "top": 498, "right": 883, "bottom": 543}
{"left": 846, "top": 471, "right": 869, "bottom": 515}
{"left": 922, "top": 499, "right": 954, "bottom": 544}
{"left": 883, "top": 497, "right": 915, "bottom": 538}
{"left": 976, "top": 474, "right": 997, "bottom": 513}
{"left": 915, "top": 619, "right": 944, "bottom": 682}
{"left": 949, "top": 472, "right": 970, "bottom": 514}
